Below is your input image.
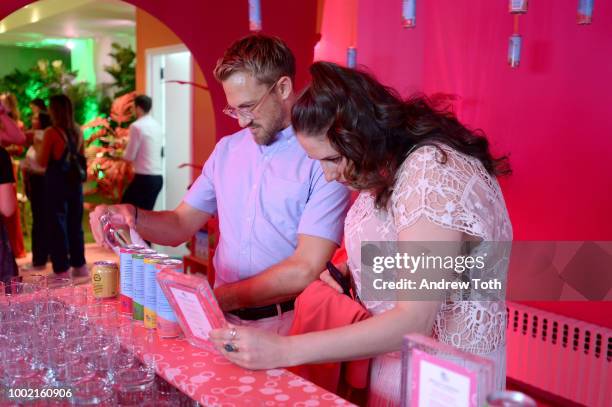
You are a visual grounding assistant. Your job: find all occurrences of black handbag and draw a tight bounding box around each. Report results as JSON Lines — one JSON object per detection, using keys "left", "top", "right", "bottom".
{"left": 58, "top": 128, "right": 87, "bottom": 184}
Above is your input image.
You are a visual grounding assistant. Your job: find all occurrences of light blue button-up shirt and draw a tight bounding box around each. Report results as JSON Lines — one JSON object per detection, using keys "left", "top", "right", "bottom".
{"left": 184, "top": 126, "right": 350, "bottom": 286}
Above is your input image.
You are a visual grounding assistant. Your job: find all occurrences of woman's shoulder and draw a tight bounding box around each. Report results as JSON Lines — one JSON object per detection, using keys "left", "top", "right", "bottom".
{"left": 391, "top": 143, "right": 487, "bottom": 213}
{"left": 402, "top": 143, "right": 475, "bottom": 166}
{"left": 398, "top": 143, "right": 487, "bottom": 184}
{"left": 44, "top": 126, "right": 61, "bottom": 138}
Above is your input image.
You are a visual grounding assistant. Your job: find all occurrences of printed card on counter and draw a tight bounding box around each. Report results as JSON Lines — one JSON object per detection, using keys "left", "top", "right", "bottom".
{"left": 401, "top": 334, "right": 495, "bottom": 407}
{"left": 156, "top": 270, "right": 226, "bottom": 350}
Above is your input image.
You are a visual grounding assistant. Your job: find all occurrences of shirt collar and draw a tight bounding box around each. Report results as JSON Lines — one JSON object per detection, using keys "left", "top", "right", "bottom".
{"left": 258, "top": 126, "right": 295, "bottom": 153}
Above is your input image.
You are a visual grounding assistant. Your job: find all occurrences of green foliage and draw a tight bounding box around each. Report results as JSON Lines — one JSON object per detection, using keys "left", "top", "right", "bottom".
{"left": 0, "top": 42, "right": 135, "bottom": 130}
{"left": 0, "top": 59, "right": 100, "bottom": 128}
{"left": 104, "top": 43, "right": 136, "bottom": 98}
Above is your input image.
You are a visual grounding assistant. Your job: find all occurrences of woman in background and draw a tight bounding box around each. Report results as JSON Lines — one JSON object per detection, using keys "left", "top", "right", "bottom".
{"left": 0, "top": 93, "right": 26, "bottom": 260}
{"left": 0, "top": 94, "right": 25, "bottom": 146}
{"left": 0, "top": 93, "right": 24, "bottom": 131}
{"left": 0, "top": 144, "right": 18, "bottom": 281}
{"left": 29, "top": 98, "right": 51, "bottom": 132}
{"left": 211, "top": 62, "right": 512, "bottom": 405}
{"left": 21, "top": 98, "right": 52, "bottom": 270}
{"left": 36, "top": 94, "right": 87, "bottom": 277}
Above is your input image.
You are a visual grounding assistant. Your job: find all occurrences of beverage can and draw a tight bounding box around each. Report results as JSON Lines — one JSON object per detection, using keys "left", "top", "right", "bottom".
{"left": 119, "top": 244, "right": 144, "bottom": 314}
{"left": 156, "top": 259, "right": 183, "bottom": 338}
{"left": 132, "top": 249, "right": 157, "bottom": 323}
{"left": 143, "top": 254, "right": 169, "bottom": 329}
{"left": 92, "top": 261, "right": 119, "bottom": 299}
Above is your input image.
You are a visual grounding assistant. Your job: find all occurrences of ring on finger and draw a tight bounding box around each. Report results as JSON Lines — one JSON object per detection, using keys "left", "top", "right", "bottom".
{"left": 230, "top": 327, "right": 237, "bottom": 340}
{"left": 224, "top": 342, "right": 239, "bottom": 353}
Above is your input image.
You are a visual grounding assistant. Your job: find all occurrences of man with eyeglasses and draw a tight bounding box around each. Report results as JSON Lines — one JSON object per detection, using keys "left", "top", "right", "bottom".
{"left": 89, "top": 34, "right": 350, "bottom": 334}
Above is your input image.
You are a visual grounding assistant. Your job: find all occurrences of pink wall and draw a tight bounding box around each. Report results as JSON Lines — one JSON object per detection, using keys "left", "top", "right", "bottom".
{"left": 354, "top": 0, "right": 612, "bottom": 241}
{"left": 346, "top": 0, "right": 612, "bottom": 326}
{"left": 314, "top": 0, "right": 358, "bottom": 65}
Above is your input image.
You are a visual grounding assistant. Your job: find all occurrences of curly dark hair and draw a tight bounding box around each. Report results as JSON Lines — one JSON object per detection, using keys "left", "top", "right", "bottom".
{"left": 292, "top": 61, "right": 511, "bottom": 209}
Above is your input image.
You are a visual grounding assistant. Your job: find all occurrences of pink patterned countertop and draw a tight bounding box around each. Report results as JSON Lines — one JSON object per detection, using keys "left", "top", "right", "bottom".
{"left": 124, "top": 302, "right": 353, "bottom": 407}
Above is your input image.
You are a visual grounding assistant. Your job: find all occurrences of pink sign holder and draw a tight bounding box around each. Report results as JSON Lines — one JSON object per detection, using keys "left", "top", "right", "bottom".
{"left": 401, "top": 334, "right": 496, "bottom": 407}
{"left": 156, "top": 270, "right": 227, "bottom": 350}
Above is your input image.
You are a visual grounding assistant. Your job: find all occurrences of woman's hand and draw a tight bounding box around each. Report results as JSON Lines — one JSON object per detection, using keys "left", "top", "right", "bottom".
{"left": 319, "top": 262, "right": 349, "bottom": 294}
{"left": 209, "top": 325, "right": 293, "bottom": 370}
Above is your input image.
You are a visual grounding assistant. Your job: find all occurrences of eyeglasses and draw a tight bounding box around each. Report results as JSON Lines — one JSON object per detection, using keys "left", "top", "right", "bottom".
{"left": 223, "top": 80, "right": 279, "bottom": 121}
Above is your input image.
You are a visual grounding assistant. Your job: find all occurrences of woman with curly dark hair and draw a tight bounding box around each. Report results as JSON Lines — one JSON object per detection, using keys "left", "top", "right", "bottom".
{"left": 211, "top": 62, "right": 512, "bottom": 405}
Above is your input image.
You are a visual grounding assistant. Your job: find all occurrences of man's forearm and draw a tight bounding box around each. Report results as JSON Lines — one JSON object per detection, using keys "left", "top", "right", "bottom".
{"left": 135, "top": 209, "right": 193, "bottom": 246}
{"left": 215, "top": 258, "right": 317, "bottom": 311}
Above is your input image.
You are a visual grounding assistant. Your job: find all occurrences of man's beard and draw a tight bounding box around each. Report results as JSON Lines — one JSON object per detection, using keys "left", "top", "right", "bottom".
{"left": 250, "top": 114, "right": 285, "bottom": 146}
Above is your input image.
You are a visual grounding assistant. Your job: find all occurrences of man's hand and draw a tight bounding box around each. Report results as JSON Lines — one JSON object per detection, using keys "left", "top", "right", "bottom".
{"left": 89, "top": 203, "right": 136, "bottom": 249}
{"left": 319, "top": 262, "right": 348, "bottom": 294}
{"left": 212, "top": 234, "right": 339, "bottom": 311}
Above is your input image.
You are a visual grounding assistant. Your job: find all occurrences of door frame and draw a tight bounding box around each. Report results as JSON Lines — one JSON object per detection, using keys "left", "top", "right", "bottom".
{"left": 144, "top": 44, "right": 193, "bottom": 212}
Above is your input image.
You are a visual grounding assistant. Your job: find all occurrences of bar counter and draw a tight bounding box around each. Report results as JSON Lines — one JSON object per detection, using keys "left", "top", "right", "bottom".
{"left": 112, "top": 297, "right": 353, "bottom": 406}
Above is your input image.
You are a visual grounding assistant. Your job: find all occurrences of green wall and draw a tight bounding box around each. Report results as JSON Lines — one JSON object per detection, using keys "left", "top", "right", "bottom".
{"left": 0, "top": 45, "right": 71, "bottom": 77}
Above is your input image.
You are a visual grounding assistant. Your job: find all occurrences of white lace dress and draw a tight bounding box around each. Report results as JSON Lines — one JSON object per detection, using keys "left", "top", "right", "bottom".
{"left": 345, "top": 145, "right": 513, "bottom": 406}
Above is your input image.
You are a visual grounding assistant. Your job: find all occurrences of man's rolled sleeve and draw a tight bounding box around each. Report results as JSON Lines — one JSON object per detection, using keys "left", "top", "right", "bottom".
{"left": 297, "top": 167, "right": 350, "bottom": 245}
{"left": 183, "top": 143, "right": 219, "bottom": 214}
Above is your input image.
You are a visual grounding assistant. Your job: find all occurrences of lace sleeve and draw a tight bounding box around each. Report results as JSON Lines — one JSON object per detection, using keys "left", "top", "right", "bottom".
{"left": 390, "top": 145, "right": 486, "bottom": 238}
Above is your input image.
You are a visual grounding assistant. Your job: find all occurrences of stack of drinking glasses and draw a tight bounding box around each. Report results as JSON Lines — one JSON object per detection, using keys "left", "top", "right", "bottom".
{"left": 0, "top": 277, "right": 199, "bottom": 406}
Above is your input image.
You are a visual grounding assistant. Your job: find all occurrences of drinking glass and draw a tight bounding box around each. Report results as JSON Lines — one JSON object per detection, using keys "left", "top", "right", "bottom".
{"left": 68, "top": 379, "right": 116, "bottom": 406}
{"left": 115, "top": 366, "right": 156, "bottom": 406}
{"left": 47, "top": 278, "right": 74, "bottom": 303}
{"left": 100, "top": 211, "right": 132, "bottom": 248}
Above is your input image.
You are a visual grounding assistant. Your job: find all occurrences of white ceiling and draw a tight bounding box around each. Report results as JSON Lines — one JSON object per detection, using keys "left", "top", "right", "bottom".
{"left": 0, "top": 0, "right": 135, "bottom": 46}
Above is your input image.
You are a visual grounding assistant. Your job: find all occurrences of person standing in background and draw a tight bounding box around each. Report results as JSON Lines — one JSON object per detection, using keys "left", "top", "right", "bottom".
{"left": 0, "top": 93, "right": 26, "bottom": 260}
{"left": 0, "top": 95, "right": 25, "bottom": 146}
{"left": 29, "top": 99, "right": 51, "bottom": 133}
{"left": 0, "top": 144, "right": 19, "bottom": 281}
{"left": 35, "top": 94, "right": 87, "bottom": 277}
{"left": 121, "top": 95, "right": 163, "bottom": 211}
{"left": 0, "top": 93, "right": 24, "bottom": 131}
{"left": 21, "top": 98, "right": 52, "bottom": 270}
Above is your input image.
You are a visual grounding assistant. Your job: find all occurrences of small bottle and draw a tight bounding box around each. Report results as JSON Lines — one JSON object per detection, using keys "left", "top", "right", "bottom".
{"left": 509, "top": 0, "right": 528, "bottom": 14}
{"left": 249, "top": 0, "right": 262, "bottom": 31}
{"left": 508, "top": 34, "right": 522, "bottom": 68}
{"left": 347, "top": 47, "right": 357, "bottom": 69}
{"left": 577, "top": 0, "right": 594, "bottom": 25}
{"left": 402, "top": 0, "right": 416, "bottom": 28}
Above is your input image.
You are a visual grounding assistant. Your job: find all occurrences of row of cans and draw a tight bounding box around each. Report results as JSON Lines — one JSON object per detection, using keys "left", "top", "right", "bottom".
{"left": 93, "top": 245, "right": 183, "bottom": 338}
{"left": 120, "top": 245, "right": 183, "bottom": 338}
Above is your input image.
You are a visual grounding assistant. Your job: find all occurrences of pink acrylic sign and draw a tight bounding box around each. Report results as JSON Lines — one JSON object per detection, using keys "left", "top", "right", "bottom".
{"left": 410, "top": 348, "right": 478, "bottom": 407}
{"left": 156, "top": 270, "right": 226, "bottom": 350}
